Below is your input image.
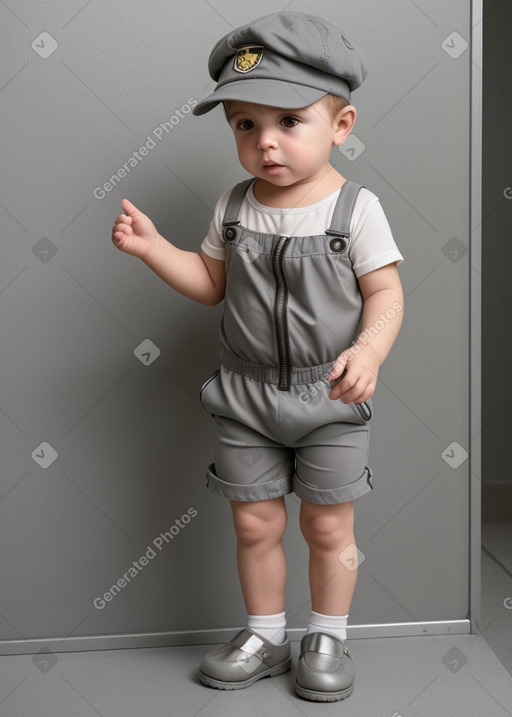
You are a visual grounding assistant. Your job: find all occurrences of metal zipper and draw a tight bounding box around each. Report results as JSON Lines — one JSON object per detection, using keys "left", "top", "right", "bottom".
{"left": 272, "top": 236, "right": 291, "bottom": 391}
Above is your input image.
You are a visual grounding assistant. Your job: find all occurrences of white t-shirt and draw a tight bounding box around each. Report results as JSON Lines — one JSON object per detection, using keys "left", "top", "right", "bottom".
{"left": 201, "top": 181, "right": 403, "bottom": 278}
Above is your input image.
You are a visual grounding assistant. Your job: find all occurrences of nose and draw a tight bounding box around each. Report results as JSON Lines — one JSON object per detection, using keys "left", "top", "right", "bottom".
{"left": 256, "top": 129, "right": 278, "bottom": 151}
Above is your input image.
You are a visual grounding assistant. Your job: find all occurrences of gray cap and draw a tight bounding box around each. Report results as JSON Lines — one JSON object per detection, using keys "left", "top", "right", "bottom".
{"left": 193, "top": 12, "right": 367, "bottom": 116}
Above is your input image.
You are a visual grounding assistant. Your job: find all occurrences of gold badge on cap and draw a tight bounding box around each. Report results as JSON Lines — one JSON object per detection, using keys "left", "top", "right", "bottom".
{"left": 234, "top": 45, "right": 264, "bottom": 73}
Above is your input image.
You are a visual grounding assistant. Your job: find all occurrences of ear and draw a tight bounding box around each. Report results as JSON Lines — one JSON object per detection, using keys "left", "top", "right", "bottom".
{"left": 332, "top": 105, "right": 356, "bottom": 146}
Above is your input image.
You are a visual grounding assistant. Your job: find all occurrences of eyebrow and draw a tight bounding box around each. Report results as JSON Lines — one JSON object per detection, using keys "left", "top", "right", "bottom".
{"left": 228, "top": 108, "right": 306, "bottom": 119}
{"left": 226, "top": 110, "right": 250, "bottom": 120}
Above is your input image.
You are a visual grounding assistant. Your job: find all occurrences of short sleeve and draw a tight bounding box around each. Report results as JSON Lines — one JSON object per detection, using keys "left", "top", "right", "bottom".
{"left": 348, "top": 189, "right": 404, "bottom": 278}
{"left": 200, "top": 188, "right": 232, "bottom": 261}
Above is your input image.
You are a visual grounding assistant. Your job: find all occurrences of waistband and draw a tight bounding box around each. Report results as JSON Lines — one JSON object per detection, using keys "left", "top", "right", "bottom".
{"left": 220, "top": 348, "right": 333, "bottom": 386}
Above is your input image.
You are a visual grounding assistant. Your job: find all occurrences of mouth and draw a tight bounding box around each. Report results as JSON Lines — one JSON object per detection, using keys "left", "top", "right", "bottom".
{"left": 262, "top": 162, "right": 284, "bottom": 173}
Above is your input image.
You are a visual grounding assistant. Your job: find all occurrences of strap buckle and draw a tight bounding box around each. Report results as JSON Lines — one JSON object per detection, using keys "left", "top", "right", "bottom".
{"left": 325, "top": 229, "right": 349, "bottom": 237}
{"left": 232, "top": 630, "right": 272, "bottom": 661}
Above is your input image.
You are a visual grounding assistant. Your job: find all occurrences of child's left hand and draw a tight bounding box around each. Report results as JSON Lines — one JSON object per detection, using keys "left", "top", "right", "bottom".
{"left": 327, "top": 345, "right": 379, "bottom": 404}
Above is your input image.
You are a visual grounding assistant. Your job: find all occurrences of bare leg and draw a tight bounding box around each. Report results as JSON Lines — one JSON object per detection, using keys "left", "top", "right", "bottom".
{"left": 299, "top": 500, "right": 357, "bottom": 615}
{"left": 230, "top": 497, "right": 287, "bottom": 615}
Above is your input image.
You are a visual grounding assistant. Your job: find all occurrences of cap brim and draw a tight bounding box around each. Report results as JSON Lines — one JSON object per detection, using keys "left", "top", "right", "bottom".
{"left": 193, "top": 79, "right": 327, "bottom": 116}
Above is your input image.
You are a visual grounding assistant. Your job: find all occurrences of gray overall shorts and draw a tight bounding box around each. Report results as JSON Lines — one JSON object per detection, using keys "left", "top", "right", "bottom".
{"left": 200, "top": 179, "right": 373, "bottom": 504}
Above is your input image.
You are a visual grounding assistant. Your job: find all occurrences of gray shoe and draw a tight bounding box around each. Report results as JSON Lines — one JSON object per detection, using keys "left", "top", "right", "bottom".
{"left": 199, "top": 628, "right": 291, "bottom": 690}
{"left": 294, "top": 632, "right": 354, "bottom": 702}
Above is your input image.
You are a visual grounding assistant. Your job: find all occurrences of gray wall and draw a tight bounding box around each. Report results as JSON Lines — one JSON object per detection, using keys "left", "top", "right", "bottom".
{"left": 1, "top": 0, "right": 475, "bottom": 653}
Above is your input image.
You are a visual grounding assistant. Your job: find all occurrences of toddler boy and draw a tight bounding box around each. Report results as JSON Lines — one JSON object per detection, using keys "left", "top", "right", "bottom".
{"left": 112, "top": 11, "right": 403, "bottom": 702}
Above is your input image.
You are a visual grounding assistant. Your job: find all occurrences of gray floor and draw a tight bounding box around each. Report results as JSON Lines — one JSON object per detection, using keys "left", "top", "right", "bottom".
{"left": 1, "top": 632, "right": 511, "bottom": 717}
{"left": 1, "top": 525, "right": 511, "bottom": 717}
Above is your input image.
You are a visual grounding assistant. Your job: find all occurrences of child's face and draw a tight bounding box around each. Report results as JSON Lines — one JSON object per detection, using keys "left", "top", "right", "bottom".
{"left": 226, "top": 97, "right": 349, "bottom": 191}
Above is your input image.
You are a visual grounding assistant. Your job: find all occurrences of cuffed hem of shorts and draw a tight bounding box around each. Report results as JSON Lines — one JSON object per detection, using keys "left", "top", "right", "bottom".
{"left": 293, "top": 466, "right": 374, "bottom": 505}
{"left": 205, "top": 464, "right": 292, "bottom": 502}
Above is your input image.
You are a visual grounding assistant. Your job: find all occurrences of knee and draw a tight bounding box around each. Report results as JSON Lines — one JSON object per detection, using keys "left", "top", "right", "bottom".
{"left": 300, "top": 505, "right": 354, "bottom": 552}
{"left": 232, "top": 502, "right": 287, "bottom": 547}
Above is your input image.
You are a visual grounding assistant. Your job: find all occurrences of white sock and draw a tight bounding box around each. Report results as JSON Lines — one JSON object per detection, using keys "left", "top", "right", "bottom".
{"left": 247, "top": 611, "right": 287, "bottom": 645}
{"left": 306, "top": 611, "right": 349, "bottom": 642}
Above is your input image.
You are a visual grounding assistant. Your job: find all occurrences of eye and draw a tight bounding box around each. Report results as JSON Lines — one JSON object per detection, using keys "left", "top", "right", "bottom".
{"left": 237, "top": 119, "right": 254, "bottom": 131}
{"left": 281, "top": 116, "right": 299, "bottom": 128}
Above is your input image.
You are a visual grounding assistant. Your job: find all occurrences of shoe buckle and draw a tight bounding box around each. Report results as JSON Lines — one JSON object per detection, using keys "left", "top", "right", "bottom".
{"left": 237, "top": 633, "right": 269, "bottom": 661}
{"left": 232, "top": 630, "right": 275, "bottom": 663}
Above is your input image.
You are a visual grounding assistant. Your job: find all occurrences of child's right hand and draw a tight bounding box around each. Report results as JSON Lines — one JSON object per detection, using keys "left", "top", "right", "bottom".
{"left": 112, "top": 199, "right": 159, "bottom": 259}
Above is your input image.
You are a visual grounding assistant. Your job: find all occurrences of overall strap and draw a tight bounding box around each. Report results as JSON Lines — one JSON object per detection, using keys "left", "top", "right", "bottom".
{"left": 222, "top": 178, "right": 254, "bottom": 226}
{"left": 326, "top": 180, "right": 363, "bottom": 237}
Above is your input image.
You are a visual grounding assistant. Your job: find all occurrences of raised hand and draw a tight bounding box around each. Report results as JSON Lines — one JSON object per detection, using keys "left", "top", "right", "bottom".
{"left": 112, "top": 199, "right": 160, "bottom": 259}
